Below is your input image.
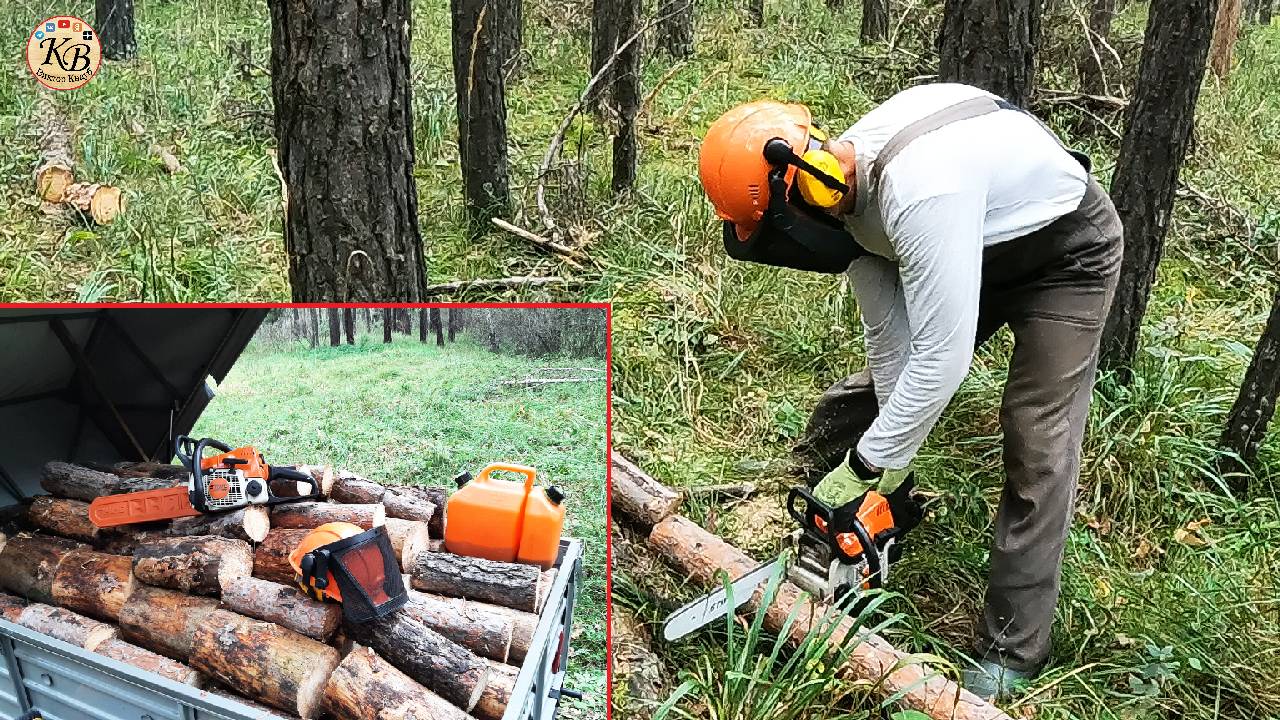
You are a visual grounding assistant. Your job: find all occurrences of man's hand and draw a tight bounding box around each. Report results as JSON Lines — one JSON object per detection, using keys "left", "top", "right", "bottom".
{"left": 814, "top": 450, "right": 913, "bottom": 508}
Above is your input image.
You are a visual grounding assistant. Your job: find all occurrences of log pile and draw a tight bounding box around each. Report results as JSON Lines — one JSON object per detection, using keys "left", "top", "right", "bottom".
{"left": 611, "top": 452, "right": 1014, "bottom": 720}
{"left": 0, "top": 460, "right": 543, "bottom": 720}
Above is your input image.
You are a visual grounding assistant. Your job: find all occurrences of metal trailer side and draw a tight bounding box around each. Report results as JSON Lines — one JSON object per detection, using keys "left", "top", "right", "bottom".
{"left": 0, "top": 538, "right": 583, "bottom": 720}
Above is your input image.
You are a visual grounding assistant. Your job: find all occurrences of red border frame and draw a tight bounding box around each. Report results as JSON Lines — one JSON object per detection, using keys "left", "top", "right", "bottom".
{"left": 26, "top": 15, "right": 102, "bottom": 92}
{"left": 1, "top": 301, "right": 617, "bottom": 714}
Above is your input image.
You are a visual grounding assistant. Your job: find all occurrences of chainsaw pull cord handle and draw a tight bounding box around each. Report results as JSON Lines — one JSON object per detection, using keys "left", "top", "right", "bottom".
{"left": 786, "top": 486, "right": 884, "bottom": 588}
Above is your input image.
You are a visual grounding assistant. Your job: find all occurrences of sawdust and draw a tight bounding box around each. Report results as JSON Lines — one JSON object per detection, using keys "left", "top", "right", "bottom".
{"left": 721, "top": 493, "right": 790, "bottom": 558}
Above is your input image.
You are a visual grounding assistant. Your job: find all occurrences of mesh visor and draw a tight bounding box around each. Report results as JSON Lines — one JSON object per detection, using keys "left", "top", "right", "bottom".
{"left": 305, "top": 526, "right": 407, "bottom": 623}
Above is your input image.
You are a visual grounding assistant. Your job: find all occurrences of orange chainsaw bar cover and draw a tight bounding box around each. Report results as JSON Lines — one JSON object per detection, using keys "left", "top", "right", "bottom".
{"left": 88, "top": 485, "right": 201, "bottom": 527}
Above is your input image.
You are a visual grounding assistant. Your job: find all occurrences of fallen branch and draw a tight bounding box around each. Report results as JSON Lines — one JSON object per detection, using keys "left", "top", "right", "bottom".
{"left": 500, "top": 377, "right": 603, "bottom": 387}
{"left": 423, "top": 276, "right": 576, "bottom": 296}
{"left": 490, "top": 218, "right": 588, "bottom": 270}
{"left": 33, "top": 90, "right": 75, "bottom": 203}
{"left": 610, "top": 452, "right": 683, "bottom": 530}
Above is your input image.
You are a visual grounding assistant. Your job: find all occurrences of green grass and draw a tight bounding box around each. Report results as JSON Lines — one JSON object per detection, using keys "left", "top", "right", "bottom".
{"left": 189, "top": 331, "right": 608, "bottom": 719}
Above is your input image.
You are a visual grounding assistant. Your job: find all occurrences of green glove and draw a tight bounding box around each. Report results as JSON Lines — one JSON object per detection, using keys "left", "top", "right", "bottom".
{"left": 814, "top": 450, "right": 912, "bottom": 508}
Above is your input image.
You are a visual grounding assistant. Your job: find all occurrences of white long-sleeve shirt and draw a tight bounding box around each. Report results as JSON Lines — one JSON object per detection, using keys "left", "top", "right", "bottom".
{"left": 839, "top": 84, "right": 1088, "bottom": 470}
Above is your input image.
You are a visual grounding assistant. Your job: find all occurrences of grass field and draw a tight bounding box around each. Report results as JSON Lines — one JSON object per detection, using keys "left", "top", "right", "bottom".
{"left": 190, "top": 331, "right": 608, "bottom": 718}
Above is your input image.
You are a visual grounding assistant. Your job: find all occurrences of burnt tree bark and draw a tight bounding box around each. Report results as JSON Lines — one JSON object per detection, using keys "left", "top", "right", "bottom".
{"left": 495, "top": 0, "right": 524, "bottom": 77}
{"left": 937, "top": 0, "right": 1040, "bottom": 107}
{"left": 658, "top": 0, "right": 695, "bottom": 58}
{"left": 383, "top": 310, "right": 393, "bottom": 343}
{"left": 590, "top": 0, "right": 620, "bottom": 110}
{"left": 451, "top": 0, "right": 511, "bottom": 222}
{"left": 419, "top": 308, "right": 429, "bottom": 343}
{"left": 1077, "top": 0, "right": 1117, "bottom": 95}
{"left": 343, "top": 308, "right": 355, "bottom": 344}
{"left": 309, "top": 308, "right": 319, "bottom": 348}
{"left": 612, "top": 0, "right": 642, "bottom": 193}
{"left": 96, "top": 0, "right": 137, "bottom": 61}
{"left": 1100, "top": 0, "right": 1218, "bottom": 373}
{"left": 431, "top": 308, "right": 445, "bottom": 346}
{"left": 448, "top": 308, "right": 463, "bottom": 341}
{"left": 1220, "top": 290, "right": 1280, "bottom": 488}
{"left": 861, "top": 0, "right": 889, "bottom": 41}
{"left": 328, "top": 308, "right": 342, "bottom": 347}
{"left": 269, "top": 0, "right": 426, "bottom": 301}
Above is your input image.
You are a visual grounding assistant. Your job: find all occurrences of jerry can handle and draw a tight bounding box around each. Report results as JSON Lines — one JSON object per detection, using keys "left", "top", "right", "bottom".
{"left": 477, "top": 463, "right": 538, "bottom": 492}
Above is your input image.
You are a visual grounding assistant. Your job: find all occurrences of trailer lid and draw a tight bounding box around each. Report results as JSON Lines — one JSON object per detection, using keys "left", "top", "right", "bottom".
{"left": 0, "top": 308, "right": 267, "bottom": 506}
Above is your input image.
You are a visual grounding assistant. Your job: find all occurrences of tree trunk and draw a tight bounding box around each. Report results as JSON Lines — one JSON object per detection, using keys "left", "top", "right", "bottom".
{"left": 309, "top": 308, "right": 319, "bottom": 348}
{"left": 1077, "top": 0, "right": 1117, "bottom": 95}
{"left": 1100, "top": 0, "right": 1219, "bottom": 373}
{"left": 0, "top": 534, "right": 86, "bottom": 603}
{"left": 431, "top": 308, "right": 445, "bottom": 346}
{"left": 344, "top": 308, "right": 355, "bottom": 344}
{"left": 1262, "top": 0, "right": 1274, "bottom": 24}
{"left": 937, "top": 0, "right": 1040, "bottom": 107}
{"left": 448, "top": 308, "right": 462, "bottom": 342}
{"left": 328, "top": 308, "right": 341, "bottom": 346}
{"left": 495, "top": 0, "right": 524, "bottom": 78}
{"left": 270, "top": 501, "right": 385, "bottom": 529}
{"left": 383, "top": 310, "right": 394, "bottom": 343}
{"left": 612, "top": 0, "right": 642, "bottom": 193}
{"left": 220, "top": 576, "right": 343, "bottom": 642}
{"left": 50, "top": 549, "right": 134, "bottom": 622}
{"left": 1220, "top": 290, "right": 1280, "bottom": 487}
{"left": 27, "top": 496, "right": 100, "bottom": 543}
{"left": 95, "top": 0, "right": 137, "bottom": 61}
{"left": 346, "top": 609, "right": 490, "bottom": 711}
{"left": 17, "top": 603, "right": 116, "bottom": 650}
{"left": 253, "top": 529, "right": 314, "bottom": 585}
{"left": 323, "top": 645, "right": 471, "bottom": 720}
{"left": 130, "top": 536, "right": 254, "bottom": 596}
{"left": 451, "top": 0, "right": 511, "bottom": 222}
{"left": 96, "top": 638, "right": 202, "bottom": 685}
{"left": 118, "top": 584, "right": 220, "bottom": 660}
{"left": 590, "top": 0, "right": 620, "bottom": 110}
{"left": 419, "top": 308, "right": 429, "bottom": 343}
{"left": 409, "top": 552, "right": 542, "bottom": 612}
{"left": 269, "top": 0, "right": 426, "bottom": 301}
{"left": 1209, "top": 0, "right": 1243, "bottom": 79}
{"left": 402, "top": 591, "right": 514, "bottom": 662}
{"left": 861, "top": 0, "right": 889, "bottom": 42}
{"left": 658, "top": 0, "right": 695, "bottom": 58}
{"left": 747, "top": 0, "right": 765, "bottom": 26}
{"left": 191, "top": 609, "right": 340, "bottom": 718}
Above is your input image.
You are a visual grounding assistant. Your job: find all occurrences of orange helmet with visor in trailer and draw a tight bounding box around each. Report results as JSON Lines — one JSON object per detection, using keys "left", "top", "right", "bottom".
{"left": 289, "top": 522, "right": 407, "bottom": 622}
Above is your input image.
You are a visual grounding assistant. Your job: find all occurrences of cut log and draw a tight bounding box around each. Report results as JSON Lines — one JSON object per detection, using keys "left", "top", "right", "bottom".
{"left": 41, "top": 461, "right": 178, "bottom": 500}
{"left": 650, "top": 515, "right": 1012, "bottom": 720}
{"left": 474, "top": 661, "right": 517, "bottom": 720}
{"left": 270, "top": 502, "right": 384, "bottom": 530}
{"left": 106, "top": 461, "right": 188, "bottom": 480}
{"left": 298, "top": 465, "right": 337, "bottom": 497}
{"left": 538, "top": 568, "right": 558, "bottom": 612}
{"left": 0, "top": 592, "right": 26, "bottom": 622}
{"left": 132, "top": 535, "right": 254, "bottom": 595}
{"left": 220, "top": 576, "right": 342, "bottom": 642}
{"left": 95, "top": 638, "right": 201, "bottom": 685}
{"left": 381, "top": 489, "right": 435, "bottom": 524}
{"left": 169, "top": 506, "right": 271, "bottom": 543}
{"left": 399, "top": 585, "right": 537, "bottom": 663}
{"left": 27, "top": 496, "right": 99, "bottom": 543}
{"left": 329, "top": 473, "right": 386, "bottom": 504}
{"left": 384, "top": 518, "right": 431, "bottom": 573}
{"left": 16, "top": 603, "right": 117, "bottom": 650}
{"left": 33, "top": 90, "right": 74, "bottom": 203}
{"left": 402, "top": 590, "right": 513, "bottom": 662}
{"left": 63, "top": 182, "right": 126, "bottom": 225}
{"left": 611, "top": 452, "right": 682, "bottom": 529}
{"left": 389, "top": 486, "right": 447, "bottom": 537}
{"left": 323, "top": 645, "right": 470, "bottom": 720}
{"left": 192, "top": 610, "right": 339, "bottom": 718}
{"left": 35, "top": 162, "right": 74, "bottom": 203}
{"left": 410, "top": 551, "right": 541, "bottom": 612}
{"left": 119, "top": 584, "right": 220, "bottom": 659}
{"left": 254, "top": 528, "right": 313, "bottom": 584}
{"left": 346, "top": 609, "right": 489, "bottom": 711}
{"left": 50, "top": 549, "right": 135, "bottom": 621}
{"left": 0, "top": 534, "right": 87, "bottom": 602}
{"left": 205, "top": 685, "right": 295, "bottom": 719}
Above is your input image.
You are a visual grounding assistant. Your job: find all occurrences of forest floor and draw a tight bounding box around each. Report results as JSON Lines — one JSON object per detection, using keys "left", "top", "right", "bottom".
{"left": 190, "top": 332, "right": 608, "bottom": 719}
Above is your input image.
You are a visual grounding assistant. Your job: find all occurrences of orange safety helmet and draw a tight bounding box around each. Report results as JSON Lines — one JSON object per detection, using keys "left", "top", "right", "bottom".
{"left": 287, "top": 522, "right": 407, "bottom": 622}
{"left": 289, "top": 522, "right": 365, "bottom": 602}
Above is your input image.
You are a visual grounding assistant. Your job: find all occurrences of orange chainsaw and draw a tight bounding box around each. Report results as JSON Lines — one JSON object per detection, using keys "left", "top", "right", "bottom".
{"left": 88, "top": 436, "right": 321, "bottom": 528}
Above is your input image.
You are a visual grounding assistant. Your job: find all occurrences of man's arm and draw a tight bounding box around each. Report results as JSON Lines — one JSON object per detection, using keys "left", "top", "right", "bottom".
{"left": 856, "top": 190, "right": 985, "bottom": 470}
{"left": 848, "top": 254, "right": 910, "bottom": 410}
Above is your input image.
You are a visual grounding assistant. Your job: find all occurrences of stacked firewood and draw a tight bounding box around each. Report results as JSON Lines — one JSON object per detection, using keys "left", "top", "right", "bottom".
{"left": 0, "top": 461, "right": 556, "bottom": 720}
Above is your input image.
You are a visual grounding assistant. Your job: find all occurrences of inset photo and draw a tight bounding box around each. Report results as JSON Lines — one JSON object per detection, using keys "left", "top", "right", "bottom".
{"left": 0, "top": 304, "right": 608, "bottom": 720}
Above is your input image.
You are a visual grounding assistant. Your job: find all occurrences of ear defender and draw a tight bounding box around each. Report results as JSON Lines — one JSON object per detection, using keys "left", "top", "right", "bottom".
{"left": 796, "top": 148, "right": 847, "bottom": 208}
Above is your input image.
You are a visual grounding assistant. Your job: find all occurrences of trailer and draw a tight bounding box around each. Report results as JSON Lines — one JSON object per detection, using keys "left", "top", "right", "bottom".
{"left": 0, "top": 308, "right": 584, "bottom": 720}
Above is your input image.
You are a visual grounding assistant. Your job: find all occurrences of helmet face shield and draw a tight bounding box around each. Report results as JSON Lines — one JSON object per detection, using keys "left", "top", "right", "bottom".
{"left": 297, "top": 525, "right": 407, "bottom": 623}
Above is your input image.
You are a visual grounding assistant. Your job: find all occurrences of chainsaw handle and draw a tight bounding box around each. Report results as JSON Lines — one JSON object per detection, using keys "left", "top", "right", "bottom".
{"left": 174, "top": 436, "right": 232, "bottom": 472}
{"left": 786, "top": 485, "right": 883, "bottom": 585}
{"left": 268, "top": 465, "right": 323, "bottom": 501}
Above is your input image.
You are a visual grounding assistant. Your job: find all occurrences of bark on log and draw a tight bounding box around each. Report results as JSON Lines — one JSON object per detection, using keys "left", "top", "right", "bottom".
{"left": 346, "top": 610, "right": 490, "bottom": 711}
{"left": 191, "top": 609, "right": 340, "bottom": 718}
{"left": 119, "top": 584, "right": 221, "bottom": 659}
{"left": 50, "top": 549, "right": 134, "bottom": 621}
{"left": 107, "top": 461, "right": 188, "bottom": 480}
{"left": 0, "top": 592, "right": 26, "bottom": 622}
{"left": 381, "top": 489, "right": 435, "bottom": 524}
{"left": 42, "top": 461, "right": 180, "bottom": 501}
{"left": 271, "top": 502, "right": 384, "bottom": 529}
{"left": 254, "top": 528, "right": 313, "bottom": 584}
{"left": 132, "top": 535, "right": 254, "bottom": 595}
{"left": 402, "top": 590, "right": 513, "bottom": 662}
{"left": 384, "top": 518, "right": 431, "bottom": 573}
{"left": 650, "top": 515, "right": 1012, "bottom": 720}
{"left": 170, "top": 506, "right": 271, "bottom": 543}
{"left": 473, "top": 660, "right": 516, "bottom": 720}
{"left": 95, "top": 638, "right": 201, "bottom": 685}
{"left": 16, "top": 603, "right": 117, "bottom": 650}
{"left": 220, "top": 576, "right": 342, "bottom": 642}
{"left": 61, "top": 181, "right": 125, "bottom": 224}
{"left": 330, "top": 474, "right": 386, "bottom": 504}
{"left": 610, "top": 452, "right": 682, "bottom": 529}
{"left": 410, "top": 551, "right": 541, "bottom": 612}
{"left": 27, "top": 496, "right": 100, "bottom": 543}
{"left": 386, "top": 486, "right": 447, "bottom": 537}
{"left": 0, "top": 534, "right": 86, "bottom": 603}
{"left": 33, "top": 91, "right": 75, "bottom": 203}
{"left": 323, "top": 645, "right": 471, "bottom": 720}
{"left": 401, "top": 586, "right": 537, "bottom": 663}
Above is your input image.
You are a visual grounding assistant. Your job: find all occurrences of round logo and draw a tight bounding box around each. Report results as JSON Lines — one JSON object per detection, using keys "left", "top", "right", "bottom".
{"left": 208, "top": 477, "right": 232, "bottom": 501}
{"left": 26, "top": 16, "right": 101, "bottom": 91}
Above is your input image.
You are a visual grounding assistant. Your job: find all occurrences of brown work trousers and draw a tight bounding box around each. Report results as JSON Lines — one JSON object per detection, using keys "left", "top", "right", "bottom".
{"left": 972, "top": 175, "right": 1122, "bottom": 671}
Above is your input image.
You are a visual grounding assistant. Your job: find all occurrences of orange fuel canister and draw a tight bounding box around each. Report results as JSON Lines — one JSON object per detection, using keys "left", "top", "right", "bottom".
{"left": 516, "top": 485, "right": 566, "bottom": 569}
{"left": 444, "top": 463, "right": 537, "bottom": 562}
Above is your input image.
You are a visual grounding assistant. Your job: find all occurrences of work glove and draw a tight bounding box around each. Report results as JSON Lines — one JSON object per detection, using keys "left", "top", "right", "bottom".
{"left": 813, "top": 449, "right": 912, "bottom": 508}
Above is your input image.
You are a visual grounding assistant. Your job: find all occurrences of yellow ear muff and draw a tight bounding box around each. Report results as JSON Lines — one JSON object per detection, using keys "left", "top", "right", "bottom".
{"left": 796, "top": 149, "right": 846, "bottom": 208}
